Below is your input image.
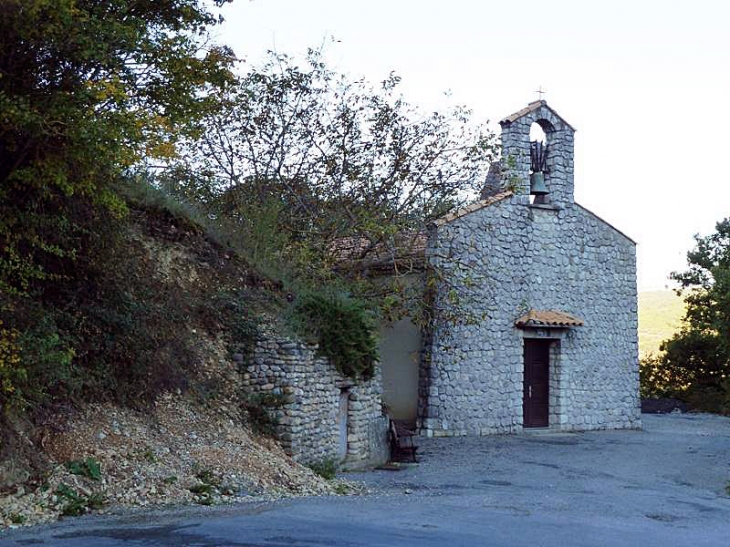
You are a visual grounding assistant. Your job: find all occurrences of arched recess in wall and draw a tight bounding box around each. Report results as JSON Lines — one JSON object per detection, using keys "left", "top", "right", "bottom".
{"left": 529, "top": 119, "right": 555, "bottom": 203}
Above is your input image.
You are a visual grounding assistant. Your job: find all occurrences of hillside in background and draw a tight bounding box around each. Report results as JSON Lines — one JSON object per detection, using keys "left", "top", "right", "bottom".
{"left": 638, "top": 290, "right": 685, "bottom": 357}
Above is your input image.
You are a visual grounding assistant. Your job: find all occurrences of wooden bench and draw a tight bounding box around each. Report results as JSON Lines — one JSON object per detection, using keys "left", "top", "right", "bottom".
{"left": 389, "top": 419, "right": 418, "bottom": 463}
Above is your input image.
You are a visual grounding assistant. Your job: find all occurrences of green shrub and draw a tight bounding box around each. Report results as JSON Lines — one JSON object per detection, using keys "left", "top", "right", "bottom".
{"left": 0, "top": 320, "right": 23, "bottom": 406}
{"left": 9, "top": 513, "right": 25, "bottom": 525}
{"left": 0, "top": 307, "right": 78, "bottom": 412}
{"left": 641, "top": 352, "right": 730, "bottom": 415}
{"left": 65, "top": 457, "right": 102, "bottom": 481}
{"left": 207, "top": 290, "right": 261, "bottom": 359}
{"left": 189, "top": 467, "right": 225, "bottom": 505}
{"left": 55, "top": 484, "right": 105, "bottom": 517}
{"left": 639, "top": 353, "right": 679, "bottom": 399}
{"left": 291, "top": 290, "right": 377, "bottom": 379}
{"left": 308, "top": 459, "right": 337, "bottom": 480}
{"left": 332, "top": 482, "right": 351, "bottom": 495}
{"left": 195, "top": 468, "right": 222, "bottom": 487}
{"left": 189, "top": 483, "right": 215, "bottom": 495}
{"left": 684, "top": 381, "right": 730, "bottom": 415}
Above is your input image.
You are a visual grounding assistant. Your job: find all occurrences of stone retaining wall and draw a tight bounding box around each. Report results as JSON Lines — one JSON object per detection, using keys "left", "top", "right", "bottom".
{"left": 241, "top": 336, "right": 389, "bottom": 468}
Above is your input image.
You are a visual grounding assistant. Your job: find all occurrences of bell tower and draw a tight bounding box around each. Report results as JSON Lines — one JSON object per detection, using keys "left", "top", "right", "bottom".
{"left": 499, "top": 101, "right": 576, "bottom": 207}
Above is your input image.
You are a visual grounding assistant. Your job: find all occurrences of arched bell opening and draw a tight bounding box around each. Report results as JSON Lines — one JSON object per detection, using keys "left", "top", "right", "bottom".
{"left": 529, "top": 122, "right": 548, "bottom": 145}
{"left": 529, "top": 120, "right": 555, "bottom": 204}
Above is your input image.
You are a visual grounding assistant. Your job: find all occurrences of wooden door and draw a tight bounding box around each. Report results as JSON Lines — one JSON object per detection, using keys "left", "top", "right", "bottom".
{"left": 523, "top": 339, "right": 550, "bottom": 428}
{"left": 338, "top": 389, "right": 349, "bottom": 458}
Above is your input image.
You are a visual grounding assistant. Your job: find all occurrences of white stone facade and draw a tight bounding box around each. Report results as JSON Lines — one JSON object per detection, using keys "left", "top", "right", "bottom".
{"left": 418, "top": 101, "right": 641, "bottom": 436}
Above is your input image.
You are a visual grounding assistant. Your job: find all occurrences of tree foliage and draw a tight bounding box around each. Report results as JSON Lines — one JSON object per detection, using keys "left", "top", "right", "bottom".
{"left": 643, "top": 218, "right": 730, "bottom": 411}
{"left": 163, "top": 50, "right": 498, "bottom": 279}
{"left": 0, "top": 0, "right": 235, "bottom": 294}
{"left": 0, "top": 0, "right": 239, "bottom": 414}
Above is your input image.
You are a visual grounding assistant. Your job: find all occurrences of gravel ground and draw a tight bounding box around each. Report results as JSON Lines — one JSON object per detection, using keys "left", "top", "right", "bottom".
{"left": 1, "top": 413, "right": 729, "bottom": 546}
{"left": 348, "top": 413, "right": 730, "bottom": 522}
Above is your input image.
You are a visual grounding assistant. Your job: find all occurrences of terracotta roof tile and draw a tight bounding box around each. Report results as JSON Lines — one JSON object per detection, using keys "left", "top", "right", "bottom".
{"left": 331, "top": 232, "right": 427, "bottom": 272}
{"left": 515, "top": 310, "right": 584, "bottom": 328}
{"left": 500, "top": 100, "right": 546, "bottom": 125}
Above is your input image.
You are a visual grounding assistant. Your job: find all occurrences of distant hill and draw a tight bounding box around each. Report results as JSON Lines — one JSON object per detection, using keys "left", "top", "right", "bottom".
{"left": 638, "top": 290, "right": 686, "bottom": 357}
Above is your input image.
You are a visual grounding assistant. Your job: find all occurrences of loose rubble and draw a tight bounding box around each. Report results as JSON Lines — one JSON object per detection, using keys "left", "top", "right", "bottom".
{"left": 0, "top": 394, "right": 362, "bottom": 529}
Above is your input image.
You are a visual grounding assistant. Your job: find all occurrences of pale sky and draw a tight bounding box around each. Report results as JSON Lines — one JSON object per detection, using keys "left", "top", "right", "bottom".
{"left": 214, "top": 0, "right": 730, "bottom": 291}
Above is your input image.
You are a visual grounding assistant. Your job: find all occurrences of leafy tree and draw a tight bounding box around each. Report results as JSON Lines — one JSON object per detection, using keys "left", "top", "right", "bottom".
{"left": 0, "top": 0, "right": 236, "bottom": 294}
{"left": 646, "top": 218, "right": 730, "bottom": 410}
{"left": 163, "top": 50, "right": 498, "bottom": 281}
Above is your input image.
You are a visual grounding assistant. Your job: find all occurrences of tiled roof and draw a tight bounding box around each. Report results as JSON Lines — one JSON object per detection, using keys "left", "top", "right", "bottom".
{"left": 431, "top": 191, "right": 513, "bottom": 227}
{"left": 331, "top": 232, "right": 427, "bottom": 272}
{"left": 500, "top": 100, "right": 547, "bottom": 125}
{"left": 515, "top": 310, "right": 584, "bottom": 328}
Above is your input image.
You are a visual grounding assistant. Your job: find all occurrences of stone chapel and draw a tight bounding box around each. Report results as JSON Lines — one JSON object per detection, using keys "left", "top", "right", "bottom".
{"left": 379, "top": 100, "right": 642, "bottom": 436}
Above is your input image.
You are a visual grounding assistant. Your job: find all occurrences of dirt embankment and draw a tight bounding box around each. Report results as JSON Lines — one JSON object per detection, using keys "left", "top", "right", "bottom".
{"left": 0, "top": 205, "right": 357, "bottom": 530}
{"left": 0, "top": 393, "right": 347, "bottom": 529}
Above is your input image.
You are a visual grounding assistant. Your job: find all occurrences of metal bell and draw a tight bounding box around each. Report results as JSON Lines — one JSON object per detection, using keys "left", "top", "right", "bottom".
{"left": 530, "top": 172, "right": 548, "bottom": 195}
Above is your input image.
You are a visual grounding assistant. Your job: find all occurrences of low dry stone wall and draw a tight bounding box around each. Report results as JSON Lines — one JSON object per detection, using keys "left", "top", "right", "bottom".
{"left": 241, "top": 336, "right": 389, "bottom": 468}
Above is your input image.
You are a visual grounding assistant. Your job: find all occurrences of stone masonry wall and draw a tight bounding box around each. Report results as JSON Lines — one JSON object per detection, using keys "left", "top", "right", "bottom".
{"left": 242, "top": 335, "right": 389, "bottom": 468}
{"left": 500, "top": 101, "right": 574, "bottom": 208}
{"left": 422, "top": 197, "right": 641, "bottom": 436}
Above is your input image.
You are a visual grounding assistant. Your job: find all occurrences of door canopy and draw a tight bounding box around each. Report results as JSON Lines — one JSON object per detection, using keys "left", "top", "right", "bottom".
{"left": 515, "top": 310, "right": 584, "bottom": 329}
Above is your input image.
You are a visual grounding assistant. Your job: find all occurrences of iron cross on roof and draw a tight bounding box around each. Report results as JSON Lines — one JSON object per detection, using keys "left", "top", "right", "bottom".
{"left": 535, "top": 86, "right": 546, "bottom": 100}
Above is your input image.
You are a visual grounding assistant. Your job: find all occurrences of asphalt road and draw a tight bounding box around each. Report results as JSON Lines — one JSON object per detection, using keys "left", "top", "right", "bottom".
{"left": 3, "top": 413, "right": 730, "bottom": 546}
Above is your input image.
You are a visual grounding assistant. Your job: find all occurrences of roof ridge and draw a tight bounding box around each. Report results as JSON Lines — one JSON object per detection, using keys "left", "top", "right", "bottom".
{"left": 499, "top": 100, "right": 576, "bottom": 132}
{"left": 431, "top": 191, "right": 513, "bottom": 227}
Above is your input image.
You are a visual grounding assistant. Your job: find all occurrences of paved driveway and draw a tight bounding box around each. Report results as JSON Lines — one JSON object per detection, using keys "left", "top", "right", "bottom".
{"left": 3, "top": 413, "right": 730, "bottom": 546}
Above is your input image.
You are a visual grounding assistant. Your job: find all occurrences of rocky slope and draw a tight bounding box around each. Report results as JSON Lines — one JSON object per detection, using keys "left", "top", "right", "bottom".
{"left": 0, "top": 201, "right": 358, "bottom": 530}
{"left": 0, "top": 393, "right": 351, "bottom": 529}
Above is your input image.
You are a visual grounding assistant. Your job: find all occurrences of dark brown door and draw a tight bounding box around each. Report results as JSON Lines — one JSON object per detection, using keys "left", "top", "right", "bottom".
{"left": 338, "top": 389, "right": 349, "bottom": 458}
{"left": 523, "top": 339, "right": 550, "bottom": 428}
